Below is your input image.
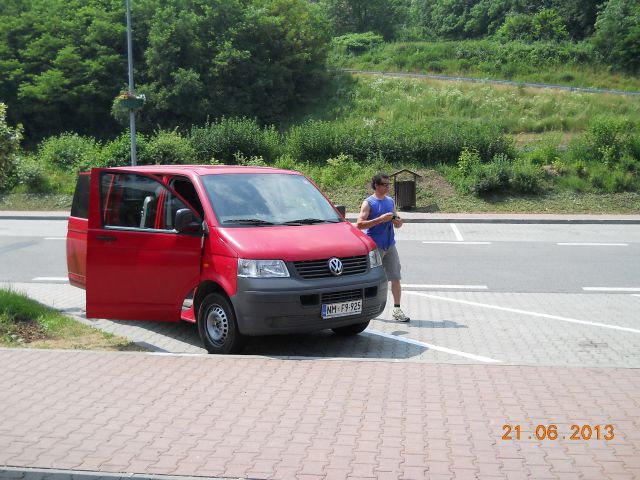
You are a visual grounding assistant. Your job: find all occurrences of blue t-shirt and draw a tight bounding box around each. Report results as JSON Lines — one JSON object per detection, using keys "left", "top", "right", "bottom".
{"left": 365, "top": 195, "right": 395, "bottom": 251}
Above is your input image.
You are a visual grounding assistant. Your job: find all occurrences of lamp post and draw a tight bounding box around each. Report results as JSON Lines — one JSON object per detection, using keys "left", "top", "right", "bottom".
{"left": 125, "top": 0, "right": 137, "bottom": 166}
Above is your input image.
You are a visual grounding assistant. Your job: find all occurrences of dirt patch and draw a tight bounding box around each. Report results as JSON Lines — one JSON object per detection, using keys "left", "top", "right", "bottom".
{"left": 401, "top": 168, "right": 456, "bottom": 212}
{"left": 2, "top": 315, "right": 48, "bottom": 343}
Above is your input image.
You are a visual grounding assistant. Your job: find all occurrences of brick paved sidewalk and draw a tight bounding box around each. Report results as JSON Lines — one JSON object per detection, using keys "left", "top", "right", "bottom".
{"left": 1, "top": 349, "right": 639, "bottom": 479}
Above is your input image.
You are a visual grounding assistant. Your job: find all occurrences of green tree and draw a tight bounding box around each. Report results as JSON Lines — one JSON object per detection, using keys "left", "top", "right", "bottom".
{"left": 320, "top": 0, "right": 404, "bottom": 40}
{"left": 0, "top": 103, "right": 22, "bottom": 191}
{"left": 0, "top": 0, "right": 129, "bottom": 142}
{"left": 141, "top": 0, "right": 330, "bottom": 128}
{"left": 553, "top": 0, "right": 603, "bottom": 40}
{"left": 593, "top": 0, "right": 640, "bottom": 73}
{"left": 496, "top": 8, "right": 568, "bottom": 42}
{"left": 409, "top": 0, "right": 600, "bottom": 40}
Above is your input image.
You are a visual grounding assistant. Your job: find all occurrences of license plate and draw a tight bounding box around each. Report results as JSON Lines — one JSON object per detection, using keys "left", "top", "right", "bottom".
{"left": 321, "top": 300, "right": 362, "bottom": 319}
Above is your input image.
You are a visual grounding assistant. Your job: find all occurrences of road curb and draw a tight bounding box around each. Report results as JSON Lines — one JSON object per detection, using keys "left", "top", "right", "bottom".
{"left": 0, "top": 214, "right": 69, "bottom": 220}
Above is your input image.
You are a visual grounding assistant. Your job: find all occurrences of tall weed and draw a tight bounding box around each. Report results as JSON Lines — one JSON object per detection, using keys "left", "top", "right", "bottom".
{"left": 189, "top": 118, "right": 281, "bottom": 164}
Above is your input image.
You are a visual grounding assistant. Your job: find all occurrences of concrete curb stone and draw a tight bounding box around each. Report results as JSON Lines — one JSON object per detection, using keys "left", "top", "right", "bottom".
{"left": 2, "top": 210, "right": 640, "bottom": 224}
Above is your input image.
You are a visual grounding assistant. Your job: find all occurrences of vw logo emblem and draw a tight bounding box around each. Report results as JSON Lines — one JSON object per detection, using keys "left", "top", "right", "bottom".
{"left": 328, "top": 257, "right": 343, "bottom": 276}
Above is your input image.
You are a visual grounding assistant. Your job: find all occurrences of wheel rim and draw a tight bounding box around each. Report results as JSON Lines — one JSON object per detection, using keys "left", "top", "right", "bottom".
{"left": 205, "top": 304, "right": 229, "bottom": 347}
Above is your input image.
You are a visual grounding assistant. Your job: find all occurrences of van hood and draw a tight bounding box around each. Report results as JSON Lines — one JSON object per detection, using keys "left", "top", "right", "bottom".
{"left": 215, "top": 222, "right": 375, "bottom": 261}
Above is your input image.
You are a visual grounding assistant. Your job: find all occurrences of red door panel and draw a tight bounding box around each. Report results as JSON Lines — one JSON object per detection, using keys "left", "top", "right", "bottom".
{"left": 86, "top": 169, "right": 202, "bottom": 321}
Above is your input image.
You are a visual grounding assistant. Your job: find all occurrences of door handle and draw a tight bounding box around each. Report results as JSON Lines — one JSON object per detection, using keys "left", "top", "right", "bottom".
{"left": 96, "top": 235, "right": 117, "bottom": 242}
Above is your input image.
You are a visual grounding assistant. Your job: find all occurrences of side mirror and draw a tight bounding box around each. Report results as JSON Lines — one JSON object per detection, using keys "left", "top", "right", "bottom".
{"left": 175, "top": 208, "right": 201, "bottom": 233}
{"left": 335, "top": 205, "right": 346, "bottom": 218}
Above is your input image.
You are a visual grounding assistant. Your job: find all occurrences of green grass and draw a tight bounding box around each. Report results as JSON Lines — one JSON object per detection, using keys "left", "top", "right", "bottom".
{"left": 0, "top": 193, "right": 72, "bottom": 211}
{"left": 329, "top": 40, "right": 640, "bottom": 92}
{"left": 0, "top": 165, "right": 638, "bottom": 214}
{"left": 0, "top": 288, "right": 143, "bottom": 350}
{"left": 310, "top": 166, "right": 640, "bottom": 214}
{"left": 319, "top": 73, "right": 640, "bottom": 137}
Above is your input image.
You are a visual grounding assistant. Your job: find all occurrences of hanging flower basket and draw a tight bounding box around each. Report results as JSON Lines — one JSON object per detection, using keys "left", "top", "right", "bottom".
{"left": 116, "top": 92, "right": 145, "bottom": 110}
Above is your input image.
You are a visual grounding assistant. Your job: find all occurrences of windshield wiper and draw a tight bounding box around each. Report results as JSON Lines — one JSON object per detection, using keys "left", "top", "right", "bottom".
{"left": 222, "top": 218, "right": 275, "bottom": 226}
{"left": 281, "top": 218, "right": 338, "bottom": 225}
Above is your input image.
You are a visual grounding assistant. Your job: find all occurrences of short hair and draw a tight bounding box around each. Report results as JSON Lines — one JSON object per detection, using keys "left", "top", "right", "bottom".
{"left": 371, "top": 173, "right": 390, "bottom": 190}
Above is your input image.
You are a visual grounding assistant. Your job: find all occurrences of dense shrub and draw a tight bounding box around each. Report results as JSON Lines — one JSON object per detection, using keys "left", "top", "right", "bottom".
{"left": 284, "top": 120, "right": 343, "bottom": 163}
{"left": 14, "top": 157, "right": 52, "bottom": 193}
{"left": 511, "top": 160, "right": 544, "bottom": 193}
{"left": 566, "top": 116, "right": 638, "bottom": 165}
{"left": 98, "top": 133, "right": 149, "bottom": 168}
{"left": 284, "top": 119, "right": 513, "bottom": 165}
{"left": 522, "top": 141, "right": 561, "bottom": 166}
{"left": 189, "top": 118, "right": 281, "bottom": 164}
{"left": 449, "top": 150, "right": 544, "bottom": 196}
{"left": 496, "top": 9, "right": 569, "bottom": 42}
{"left": 35, "top": 133, "right": 100, "bottom": 172}
{"left": 146, "top": 130, "right": 196, "bottom": 165}
{"left": 593, "top": 0, "right": 640, "bottom": 73}
{"left": 332, "top": 32, "right": 385, "bottom": 54}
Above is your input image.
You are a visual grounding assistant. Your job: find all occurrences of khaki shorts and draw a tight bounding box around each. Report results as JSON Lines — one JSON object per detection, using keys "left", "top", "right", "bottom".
{"left": 380, "top": 244, "right": 401, "bottom": 281}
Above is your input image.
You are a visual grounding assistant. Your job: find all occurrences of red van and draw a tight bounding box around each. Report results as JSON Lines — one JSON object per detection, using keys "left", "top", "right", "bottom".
{"left": 67, "top": 165, "right": 387, "bottom": 353}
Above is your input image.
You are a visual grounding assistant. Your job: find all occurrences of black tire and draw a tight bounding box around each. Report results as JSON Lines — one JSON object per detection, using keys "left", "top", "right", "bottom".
{"left": 197, "top": 292, "right": 245, "bottom": 354}
{"left": 332, "top": 320, "right": 370, "bottom": 336}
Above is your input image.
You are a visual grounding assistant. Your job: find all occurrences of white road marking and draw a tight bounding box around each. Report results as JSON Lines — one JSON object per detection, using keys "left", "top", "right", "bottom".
{"left": 404, "top": 291, "right": 640, "bottom": 335}
{"left": 44, "top": 237, "right": 66, "bottom": 240}
{"left": 422, "top": 241, "right": 491, "bottom": 245}
{"left": 403, "top": 284, "right": 488, "bottom": 290}
{"left": 557, "top": 243, "right": 628, "bottom": 246}
{"left": 32, "top": 277, "right": 69, "bottom": 282}
{"left": 450, "top": 223, "right": 463, "bottom": 241}
{"left": 583, "top": 287, "right": 640, "bottom": 292}
{"left": 367, "top": 329, "right": 502, "bottom": 363}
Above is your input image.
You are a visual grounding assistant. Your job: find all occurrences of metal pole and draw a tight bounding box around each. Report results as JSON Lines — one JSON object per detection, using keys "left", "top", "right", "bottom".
{"left": 125, "top": 0, "right": 137, "bottom": 166}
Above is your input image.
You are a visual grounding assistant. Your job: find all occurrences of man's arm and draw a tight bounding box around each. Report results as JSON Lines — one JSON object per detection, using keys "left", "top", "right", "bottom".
{"left": 356, "top": 200, "right": 393, "bottom": 230}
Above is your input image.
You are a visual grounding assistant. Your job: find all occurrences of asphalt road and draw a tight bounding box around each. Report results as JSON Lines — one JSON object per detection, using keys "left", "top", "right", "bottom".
{"left": 1, "top": 219, "right": 639, "bottom": 294}
{"left": 395, "top": 223, "right": 640, "bottom": 293}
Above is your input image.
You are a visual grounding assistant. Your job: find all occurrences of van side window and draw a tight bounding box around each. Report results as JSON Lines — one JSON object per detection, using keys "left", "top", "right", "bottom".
{"left": 170, "top": 178, "right": 204, "bottom": 219}
{"left": 70, "top": 174, "right": 90, "bottom": 219}
{"left": 100, "top": 172, "right": 190, "bottom": 231}
{"left": 162, "top": 179, "right": 203, "bottom": 230}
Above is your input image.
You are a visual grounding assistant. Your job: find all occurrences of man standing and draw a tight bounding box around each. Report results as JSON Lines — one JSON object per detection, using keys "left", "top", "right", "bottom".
{"left": 356, "top": 173, "right": 410, "bottom": 322}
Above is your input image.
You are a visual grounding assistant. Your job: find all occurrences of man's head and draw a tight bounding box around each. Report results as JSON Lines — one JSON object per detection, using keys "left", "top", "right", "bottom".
{"left": 371, "top": 173, "right": 391, "bottom": 191}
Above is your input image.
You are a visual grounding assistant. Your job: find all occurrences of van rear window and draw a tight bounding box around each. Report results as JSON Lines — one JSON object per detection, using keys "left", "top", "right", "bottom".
{"left": 70, "top": 174, "right": 90, "bottom": 219}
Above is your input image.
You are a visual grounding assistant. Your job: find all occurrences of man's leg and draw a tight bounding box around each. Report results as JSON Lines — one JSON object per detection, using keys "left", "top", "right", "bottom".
{"left": 390, "top": 279, "right": 401, "bottom": 305}
{"left": 383, "top": 246, "right": 410, "bottom": 322}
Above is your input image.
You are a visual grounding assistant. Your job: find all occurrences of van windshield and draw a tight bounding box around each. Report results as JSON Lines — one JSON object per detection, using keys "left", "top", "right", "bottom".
{"left": 201, "top": 173, "right": 343, "bottom": 226}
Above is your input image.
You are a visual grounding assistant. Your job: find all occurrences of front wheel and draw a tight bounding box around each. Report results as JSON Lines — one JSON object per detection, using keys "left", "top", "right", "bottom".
{"left": 197, "top": 293, "right": 245, "bottom": 354}
{"left": 332, "top": 320, "right": 370, "bottom": 336}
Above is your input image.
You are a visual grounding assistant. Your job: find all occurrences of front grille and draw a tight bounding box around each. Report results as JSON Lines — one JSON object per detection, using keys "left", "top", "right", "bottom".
{"left": 293, "top": 255, "right": 368, "bottom": 279}
{"left": 321, "top": 289, "right": 362, "bottom": 303}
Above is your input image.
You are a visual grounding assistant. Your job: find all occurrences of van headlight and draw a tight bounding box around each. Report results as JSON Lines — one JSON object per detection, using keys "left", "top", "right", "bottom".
{"left": 368, "top": 249, "right": 382, "bottom": 268}
{"left": 237, "top": 259, "right": 290, "bottom": 278}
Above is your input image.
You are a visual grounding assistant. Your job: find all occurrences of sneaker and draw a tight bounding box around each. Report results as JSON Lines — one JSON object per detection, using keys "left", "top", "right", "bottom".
{"left": 392, "top": 307, "right": 410, "bottom": 322}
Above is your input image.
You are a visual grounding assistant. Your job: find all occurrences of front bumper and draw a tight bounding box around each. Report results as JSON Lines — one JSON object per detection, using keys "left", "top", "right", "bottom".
{"left": 231, "top": 267, "right": 387, "bottom": 335}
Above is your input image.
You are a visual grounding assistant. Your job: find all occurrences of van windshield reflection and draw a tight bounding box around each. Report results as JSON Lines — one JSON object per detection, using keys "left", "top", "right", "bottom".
{"left": 202, "top": 173, "right": 342, "bottom": 227}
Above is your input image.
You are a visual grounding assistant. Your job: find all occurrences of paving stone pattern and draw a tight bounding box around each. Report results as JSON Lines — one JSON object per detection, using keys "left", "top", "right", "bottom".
{"left": 1, "top": 349, "right": 640, "bottom": 479}
{"left": 2, "top": 280, "right": 640, "bottom": 478}
{"left": 3, "top": 282, "right": 640, "bottom": 368}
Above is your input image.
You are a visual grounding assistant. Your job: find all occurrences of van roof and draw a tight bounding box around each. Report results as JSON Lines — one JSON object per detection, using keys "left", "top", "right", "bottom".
{"left": 101, "top": 165, "right": 298, "bottom": 176}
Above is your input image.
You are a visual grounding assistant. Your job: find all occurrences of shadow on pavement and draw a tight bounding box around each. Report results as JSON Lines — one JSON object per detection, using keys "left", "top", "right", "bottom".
{"left": 376, "top": 318, "right": 468, "bottom": 329}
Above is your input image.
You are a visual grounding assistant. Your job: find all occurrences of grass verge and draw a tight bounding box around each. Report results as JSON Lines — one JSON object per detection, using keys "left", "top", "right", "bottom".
{"left": 1, "top": 172, "right": 638, "bottom": 214}
{"left": 0, "top": 193, "right": 72, "bottom": 211}
{"left": 0, "top": 288, "right": 144, "bottom": 351}
{"left": 321, "top": 168, "right": 640, "bottom": 214}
